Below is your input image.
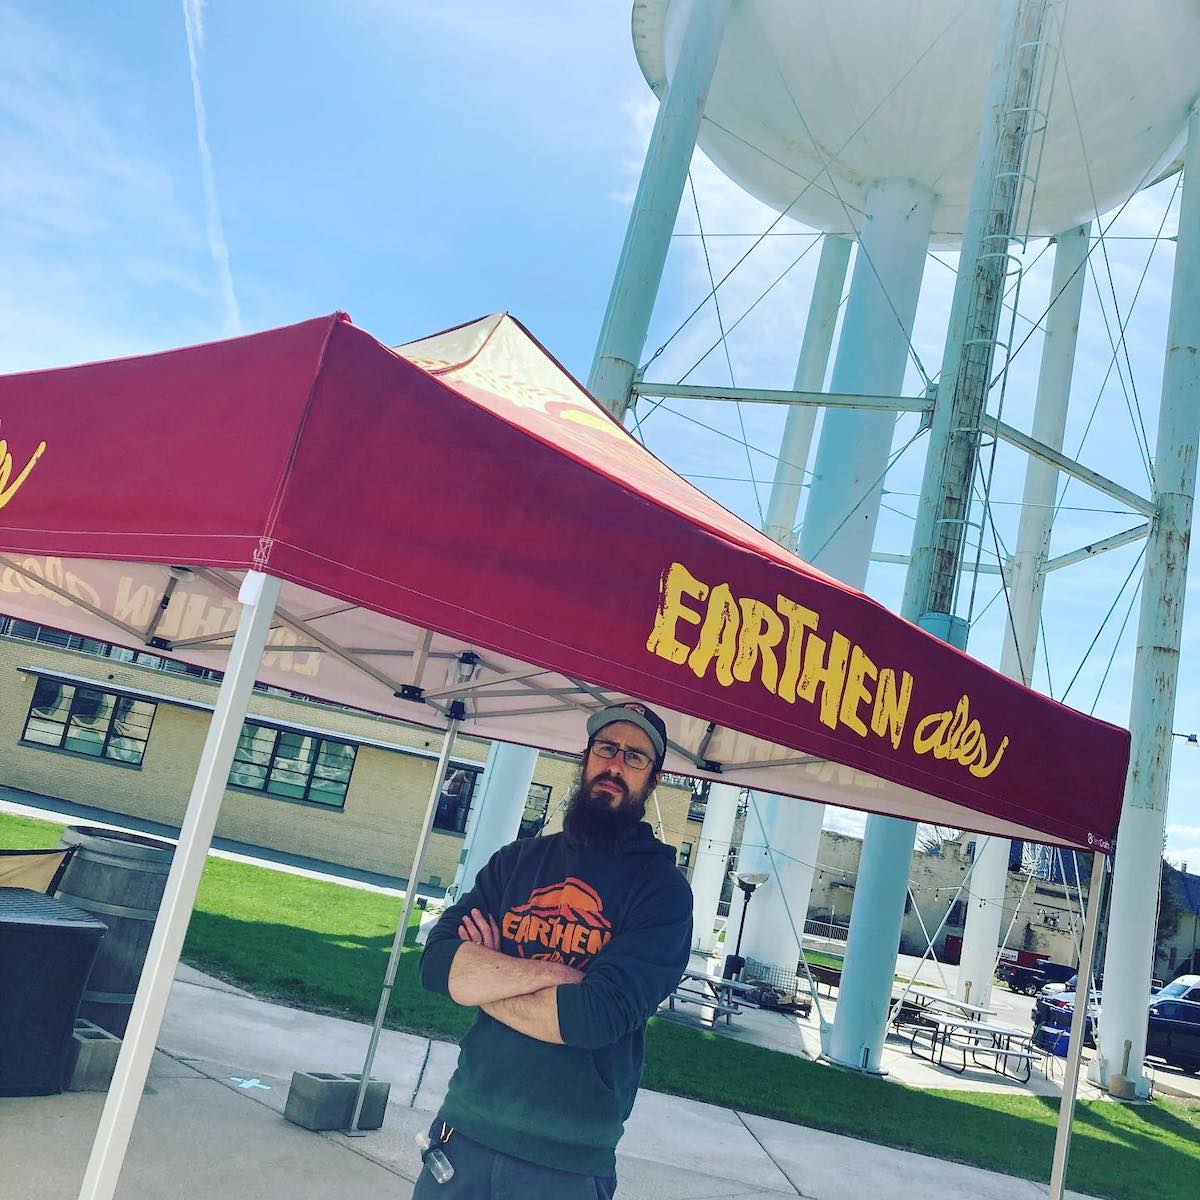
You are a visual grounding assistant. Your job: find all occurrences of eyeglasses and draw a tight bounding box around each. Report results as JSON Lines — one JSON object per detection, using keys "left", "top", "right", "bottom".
{"left": 590, "top": 739, "right": 653, "bottom": 771}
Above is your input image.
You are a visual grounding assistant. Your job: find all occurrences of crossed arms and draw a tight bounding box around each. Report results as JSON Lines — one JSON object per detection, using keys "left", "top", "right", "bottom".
{"left": 447, "top": 907, "right": 580, "bottom": 1044}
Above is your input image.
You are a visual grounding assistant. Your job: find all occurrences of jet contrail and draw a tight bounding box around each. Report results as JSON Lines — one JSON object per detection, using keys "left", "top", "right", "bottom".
{"left": 182, "top": 0, "right": 241, "bottom": 336}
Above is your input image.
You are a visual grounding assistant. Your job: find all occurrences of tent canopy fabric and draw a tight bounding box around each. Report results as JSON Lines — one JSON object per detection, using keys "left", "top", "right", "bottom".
{"left": 0, "top": 312, "right": 1128, "bottom": 850}
{"left": 0, "top": 848, "right": 73, "bottom": 894}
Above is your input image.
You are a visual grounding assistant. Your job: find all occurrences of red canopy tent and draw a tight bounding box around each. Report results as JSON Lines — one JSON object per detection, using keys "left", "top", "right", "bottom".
{"left": 0, "top": 312, "right": 1129, "bottom": 1197}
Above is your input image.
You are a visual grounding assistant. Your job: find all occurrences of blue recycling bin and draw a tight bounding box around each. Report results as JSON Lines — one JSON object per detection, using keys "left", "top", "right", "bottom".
{"left": 0, "top": 887, "right": 107, "bottom": 1095}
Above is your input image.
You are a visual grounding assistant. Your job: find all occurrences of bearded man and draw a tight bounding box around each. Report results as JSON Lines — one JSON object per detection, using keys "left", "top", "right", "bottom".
{"left": 415, "top": 701, "right": 693, "bottom": 1198}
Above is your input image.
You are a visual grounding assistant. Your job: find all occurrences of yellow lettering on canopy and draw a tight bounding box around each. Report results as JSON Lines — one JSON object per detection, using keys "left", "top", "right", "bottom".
{"left": 957, "top": 719, "right": 982, "bottom": 763}
{"left": 646, "top": 562, "right": 709, "bottom": 665}
{"left": 641, "top": 558, "right": 1010, "bottom": 777}
{"left": 688, "top": 583, "right": 740, "bottom": 686}
{"left": 913, "top": 708, "right": 951, "bottom": 757}
{"left": 776, "top": 595, "right": 820, "bottom": 703}
{"left": 797, "top": 631, "right": 850, "bottom": 730}
{"left": 733, "top": 598, "right": 785, "bottom": 694}
{"left": 912, "top": 694, "right": 1010, "bottom": 779}
{"left": 871, "top": 668, "right": 912, "bottom": 749}
{"left": 839, "top": 644, "right": 877, "bottom": 737}
{"left": 0, "top": 435, "right": 47, "bottom": 512}
{"left": 971, "top": 736, "right": 1009, "bottom": 778}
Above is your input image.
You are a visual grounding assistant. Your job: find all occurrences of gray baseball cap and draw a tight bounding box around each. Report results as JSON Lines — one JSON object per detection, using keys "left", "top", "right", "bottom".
{"left": 586, "top": 701, "right": 667, "bottom": 768}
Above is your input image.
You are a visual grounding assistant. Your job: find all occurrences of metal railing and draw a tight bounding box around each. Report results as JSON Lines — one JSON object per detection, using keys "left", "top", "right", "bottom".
{"left": 803, "top": 917, "right": 849, "bottom": 943}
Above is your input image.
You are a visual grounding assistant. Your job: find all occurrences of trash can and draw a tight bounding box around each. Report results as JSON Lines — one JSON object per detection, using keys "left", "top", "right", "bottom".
{"left": 1033, "top": 1024, "right": 1071, "bottom": 1057}
{"left": 54, "top": 827, "right": 175, "bottom": 1037}
{"left": 0, "top": 887, "right": 107, "bottom": 1096}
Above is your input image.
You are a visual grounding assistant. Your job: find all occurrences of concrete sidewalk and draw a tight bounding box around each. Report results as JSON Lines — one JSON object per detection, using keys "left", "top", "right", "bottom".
{"left": 0, "top": 965, "right": 1111, "bottom": 1200}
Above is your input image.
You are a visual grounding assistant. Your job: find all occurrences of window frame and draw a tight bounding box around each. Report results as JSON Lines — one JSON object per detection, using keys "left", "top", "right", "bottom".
{"left": 228, "top": 720, "right": 357, "bottom": 810}
{"left": 432, "top": 762, "right": 485, "bottom": 835}
{"left": 518, "top": 782, "right": 553, "bottom": 839}
{"left": 20, "top": 677, "right": 157, "bottom": 768}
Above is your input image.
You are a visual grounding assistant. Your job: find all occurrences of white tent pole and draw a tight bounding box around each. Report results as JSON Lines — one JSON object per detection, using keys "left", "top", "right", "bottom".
{"left": 78, "top": 570, "right": 281, "bottom": 1200}
{"left": 346, "top": 712, "right": 462, "bottom": 1133}
{"left": 1048, "top": 852, "right": 1107, "bottom": 1200}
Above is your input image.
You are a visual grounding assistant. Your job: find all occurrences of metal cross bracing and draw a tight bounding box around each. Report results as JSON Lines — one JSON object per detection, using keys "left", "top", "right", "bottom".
{"left": 50, "top": 559, "right": 855, "bottom": 785}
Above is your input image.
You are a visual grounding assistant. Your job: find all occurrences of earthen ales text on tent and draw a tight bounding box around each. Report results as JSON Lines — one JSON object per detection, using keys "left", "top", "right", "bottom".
{"left": 646, "top": 561, "right": 1009, "bottom": 780}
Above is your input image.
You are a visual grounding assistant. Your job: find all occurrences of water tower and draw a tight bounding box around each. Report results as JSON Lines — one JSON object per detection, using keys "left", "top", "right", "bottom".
{"left": 591, "top": 0, "right": 1200, "bottom": 1094}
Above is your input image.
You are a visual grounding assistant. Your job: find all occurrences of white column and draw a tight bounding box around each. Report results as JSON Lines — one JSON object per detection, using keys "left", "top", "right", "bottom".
{"left": 738, "top": 792, "right": 826, "bottom": 974}
{"left": 725, "top": 791, "right": 774, "bottom": 961}
{"left": 739, "top": 179, "right": 935, "bottom": 978}
{"left": 762, "top": 234, "right": 852, "bottom": 549}
{"left": 588, "top": 0, "right": 731, "bottom": 419}
{"left": 689, "top": 782, "right": 740, "bottom": 953}
{"left": 1095, "top": 102, "right": 1200, "bottom": 1099}
{"left": 956, "top": 223, "right": 1091, "bottom": 1010}
{"left": 798, "top": 179, "right": 935, "bottom": 585}
{"left": 451, "top": 742, "right": 539, "bottom": 898}
{"left": 79, "top": 571, "right": 281, "bottom": 1200}
{"left": 836, "top": 0, "right": 1049, "bottom": 1073}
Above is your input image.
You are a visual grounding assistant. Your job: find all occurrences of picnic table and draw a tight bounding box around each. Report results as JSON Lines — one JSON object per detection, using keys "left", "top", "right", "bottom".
{"left": 663, "top": 968, "right": 758, "bottom": 1025}
{"left": 889, "top": 987, "right": 996, "bottom": 1028}
{"left": 908, "top": 1013, "right": 1040, "bottom": 1082}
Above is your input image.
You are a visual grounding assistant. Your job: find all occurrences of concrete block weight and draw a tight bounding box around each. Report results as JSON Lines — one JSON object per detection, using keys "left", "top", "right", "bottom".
{"left": 64, "top": 1019, "right": 122, "bottom": 1092}
{"left": 283, "top": 1071, "right": 390, "bottom": 1131}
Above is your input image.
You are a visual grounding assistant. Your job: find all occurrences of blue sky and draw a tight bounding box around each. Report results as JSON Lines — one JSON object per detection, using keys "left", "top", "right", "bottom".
{"left": 1, "top": 1, "right": 1197, "bottom": 866}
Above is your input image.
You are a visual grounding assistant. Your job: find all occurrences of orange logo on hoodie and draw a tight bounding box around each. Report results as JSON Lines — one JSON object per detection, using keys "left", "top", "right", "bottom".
{"left": 501, "top": 877, "right": 613, "bottom": 967}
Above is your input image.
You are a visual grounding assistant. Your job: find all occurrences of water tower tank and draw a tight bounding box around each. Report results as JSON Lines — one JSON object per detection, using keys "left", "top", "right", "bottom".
{"left": 632, "top": 0, "right": 1199, "bottom": 246}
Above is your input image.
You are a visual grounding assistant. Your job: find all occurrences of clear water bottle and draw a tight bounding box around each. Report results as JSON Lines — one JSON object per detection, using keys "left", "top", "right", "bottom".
{"left": 416, "top": 1130, "right": 455, "bottom": 1184}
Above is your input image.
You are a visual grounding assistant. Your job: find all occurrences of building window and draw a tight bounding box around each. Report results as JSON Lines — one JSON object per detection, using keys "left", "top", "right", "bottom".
{"left": 946, "top": 899, "right": 967, "bottom": 927}
{"left": 21, "top": 678, "right": 156, "bottom": 766}
{"left": 677, "top": 842, "right": 693, "bottom": 873}
{"left": 687, "top": 786, "right": 708, "bottom": 823}
{"left": 518, "top": 783, "right": 552, "bottom": 839}
{"left": 229, "top": 722, "right": 356, "bottom": 808}
{"left": 433, "top": 764, "right": 482, "bottom": 834}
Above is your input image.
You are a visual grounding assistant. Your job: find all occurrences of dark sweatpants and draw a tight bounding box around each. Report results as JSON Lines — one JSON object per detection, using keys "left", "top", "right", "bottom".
{"left": 411, "top": 1123, "right": 618, "bottom": 1199}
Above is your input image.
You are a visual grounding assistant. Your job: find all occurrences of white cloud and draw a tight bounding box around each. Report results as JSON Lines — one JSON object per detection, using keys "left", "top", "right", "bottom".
{"left": 181, "top": 0, "right": 240, "bottom": 336}
{"left": 0, "top": 3, "right": 221, "bottom": 369}
{"left": 823, "top": 807, "right": 868, "bottom": 839}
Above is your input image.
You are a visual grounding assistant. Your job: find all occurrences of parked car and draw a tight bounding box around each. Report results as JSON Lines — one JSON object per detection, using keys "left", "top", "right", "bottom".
{"left": 1032, "top": 987, "right": 1100, "bottom": 1045}
{"left": 1038, "top": 968, "right": 1101, "bottom": 999}
{"left": 998, "top": 957, "right": 1075, "bottom": 996}
{"left": 1145, "top": 975, "right": 1200, "bottom": 1073}
{"left": 997, "top": 961, "right": 1045, "bottom": 995}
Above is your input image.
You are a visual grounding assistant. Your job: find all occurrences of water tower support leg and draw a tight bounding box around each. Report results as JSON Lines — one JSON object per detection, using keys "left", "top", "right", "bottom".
{"left": 588, "top": 0, "right": 731, "bottom": 419}
{"left": 1095, "top": 100, "right": 1200, "bottom": 1098}
{"left": 449, "top": 743, "right": 539, "bottom": 900}
{"left": 690, "top": 783, "right": 740, "bottom": 954}
{"left": 761, "top": 234, "right": 852, "bottom": 549}
{"left": 742, "top": 181, "right": 933, "bottom": 985}
{"left": 956, "top": 223, "right": 1091, "bottom": 1012}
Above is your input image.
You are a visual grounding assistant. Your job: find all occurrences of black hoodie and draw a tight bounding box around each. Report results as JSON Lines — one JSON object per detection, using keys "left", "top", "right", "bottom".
{"left": 419, "top": 822, "right": 692, "bottom": 1175}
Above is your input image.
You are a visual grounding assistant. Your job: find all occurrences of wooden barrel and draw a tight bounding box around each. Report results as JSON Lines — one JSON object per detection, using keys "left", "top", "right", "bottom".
{"left": 53, "top": 826, "right": 175, "bottom": 1038}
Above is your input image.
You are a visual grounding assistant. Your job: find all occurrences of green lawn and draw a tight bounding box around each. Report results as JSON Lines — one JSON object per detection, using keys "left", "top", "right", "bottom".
{"left": 5, "top": 808, "right": 1198, "bottom": 1199}
{"left": 799, "top": 947, "right": 926, "bottom": 986}
{"left": 801, "top": 949, "right": 844, "bottom": 970}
